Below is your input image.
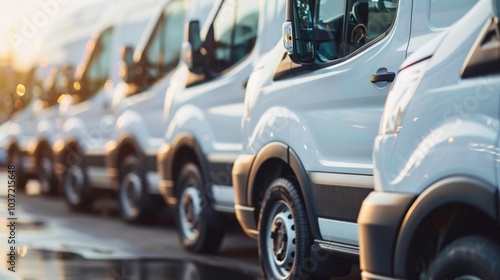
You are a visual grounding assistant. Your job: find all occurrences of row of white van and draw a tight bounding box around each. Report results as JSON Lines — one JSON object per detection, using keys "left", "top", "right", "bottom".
{"left": 6, "top": 0, "right": 500, "bottom": 279}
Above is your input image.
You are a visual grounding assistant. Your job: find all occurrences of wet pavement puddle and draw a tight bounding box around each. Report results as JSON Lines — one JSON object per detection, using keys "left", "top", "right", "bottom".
{"left": 5, "top": 249, "right": 262, "bottom": 280}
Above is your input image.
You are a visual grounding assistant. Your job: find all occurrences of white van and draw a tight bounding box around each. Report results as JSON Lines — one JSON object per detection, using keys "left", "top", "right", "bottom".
{"left": 105, "top": 0, "right": 213, "bottom": 223}
{"left": 232, "top": 0, "right": 478, "bottom": 278}
{"left": 157, "top": 0, "right": 286, "bottom": 253}
{"left": 6, "top": 0, "right": 107, "bottom": 194}
{"left": 53, "top": 0, "right": 158, "bottom": 211}
{"left": 359, "top": 0, "right": 500, "bottom": 279}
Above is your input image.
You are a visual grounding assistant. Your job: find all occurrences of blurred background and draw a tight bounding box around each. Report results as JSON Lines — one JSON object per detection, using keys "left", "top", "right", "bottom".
{"left": 0, "top": 0, "right": 108, "bottom": 123}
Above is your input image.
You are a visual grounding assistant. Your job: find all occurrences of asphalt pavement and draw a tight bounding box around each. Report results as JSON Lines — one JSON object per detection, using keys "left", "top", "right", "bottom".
{"left": 0, "top": 170, "right": 361, "bottom": 280}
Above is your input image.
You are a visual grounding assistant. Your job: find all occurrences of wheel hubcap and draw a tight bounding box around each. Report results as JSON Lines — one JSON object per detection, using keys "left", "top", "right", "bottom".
{"left": 120, "top": 173, "right": 142, "bottom": 217}
{"left": 179, "top": 186, "right": 203, "bottom": 243}
{"left": 266, "top": 201, "right": 296, "bottom": 279}
{"left": 64, "top": 166, "right": 84, "bottom": 204}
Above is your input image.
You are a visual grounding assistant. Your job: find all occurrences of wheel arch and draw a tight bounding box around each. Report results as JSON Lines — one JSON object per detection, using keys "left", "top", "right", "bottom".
{"left": 114, "top": 134, "right": 144, "bottom": 167}
{"left": 166, "top": 133, "right": 210, "bottom": 198}
{"left": 247, "top": 142, "right": 321, "bottom": 239}
{"left": 6, "top": 140, "right": 19, "bottom": 155}
{"left": 54, "top": 138, "right": 82, "bottom": 167}
{"left": 32, "top": 138, "right": 52, "bottom": 160}
{"left": 393, "top": 176, "right": 499, "bottom": 278}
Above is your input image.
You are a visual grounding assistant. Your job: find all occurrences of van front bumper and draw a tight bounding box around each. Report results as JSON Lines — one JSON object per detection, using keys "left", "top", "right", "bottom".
{"left": 157, "top": 143, "right": 176, "bottom": 205}
{"left": 358, "top": 191, "right": 415, "bottom": 279}
{"left": 232, "top": 154, "right": 258, "bottom": 239}
{"left": 105, "top": 140, "right": 120, "bottom": 189}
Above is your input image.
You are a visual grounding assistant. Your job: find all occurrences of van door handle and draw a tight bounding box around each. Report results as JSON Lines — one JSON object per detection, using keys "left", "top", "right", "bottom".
{"left": 371, "top": 72, "right": 396, "bottom": 83}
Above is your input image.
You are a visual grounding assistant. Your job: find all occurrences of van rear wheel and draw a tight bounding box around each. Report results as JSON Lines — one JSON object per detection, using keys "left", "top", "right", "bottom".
{"left": 175, "top": 162, "right": 225, "bottom": 254}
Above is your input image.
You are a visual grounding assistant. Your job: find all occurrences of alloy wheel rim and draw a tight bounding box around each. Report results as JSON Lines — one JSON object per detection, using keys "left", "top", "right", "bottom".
{"left": 266, "top": 200, "right": 296, "bottom": 279}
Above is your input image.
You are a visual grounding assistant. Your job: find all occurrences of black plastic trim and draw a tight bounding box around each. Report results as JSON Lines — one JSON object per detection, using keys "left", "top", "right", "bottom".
{"left": 287, "top": 147, "right": 322, "bottom": 239}
{"left": 311, "top": 183, "right": 372, "bottom": 222}
{"left": 232, "top": 154, "right": 255, "bottom": 207}
{"left": 243, "top": 143, "right": 322, "bottom": 238}
{"left": 105, "top": 134, "right": 152, "bottom": 175}
{"left": 208, "top": 162, "right": 233, "bottom": 186}
{"left": 393, "top": 176, "right": 498, "bottom": 278}
{"left": 358, "top": 191, "right": 416, "bottom": 277}
{"left": 370, "top": 73, "right": 396, "bottom": 83}
{"left": 161, "top": 133, "right": 210, "bottom": 203}
{"left": 85, "top": 154, "right": 106, "bottom": 168}
{"left": 461, "top": 18, "right": 500, "bottom": 79}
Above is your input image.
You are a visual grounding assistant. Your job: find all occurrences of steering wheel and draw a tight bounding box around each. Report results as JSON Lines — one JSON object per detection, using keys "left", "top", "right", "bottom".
{"left": 351, "top": 2, "right": 368, "bottom": 45}
{"left": 351, "top": 24, "right": 367, "bottom": 45}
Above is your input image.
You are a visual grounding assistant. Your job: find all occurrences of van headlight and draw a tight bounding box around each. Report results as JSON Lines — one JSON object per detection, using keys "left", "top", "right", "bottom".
{"left": 380, "top": 59, "right": 430, "bottom": 135}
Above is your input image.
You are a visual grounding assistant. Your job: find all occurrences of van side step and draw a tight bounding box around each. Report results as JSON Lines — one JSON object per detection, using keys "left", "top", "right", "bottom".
{"left": 315, "top": 239, "right": 359, "bottom": 257}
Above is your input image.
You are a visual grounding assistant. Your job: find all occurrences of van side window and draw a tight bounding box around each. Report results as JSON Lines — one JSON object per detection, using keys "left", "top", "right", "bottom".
{"left": 430, "top": 0, "right": 478, "bottom": 29}
{"left": 143, "top": 0, "right": 185, "bottom": 84}
{"left": 42, "top": 68, "right": 69, "bottom": 108}
{"left": 79, "top": 28, "right": 114, "bottom": 102}
{"left": 209, "top": 0, "right": 259, "bottom": 73}
{"left": 315, "top": 0, "right": 398, "bottom": 62}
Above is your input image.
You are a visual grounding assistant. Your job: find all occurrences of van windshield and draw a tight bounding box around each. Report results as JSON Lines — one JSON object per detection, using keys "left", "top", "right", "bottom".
{"left": 75, "top": 28, "right": 114, "bottom": 103}
{"left": 41, "top": 66, "right": 72, "bottom": 109}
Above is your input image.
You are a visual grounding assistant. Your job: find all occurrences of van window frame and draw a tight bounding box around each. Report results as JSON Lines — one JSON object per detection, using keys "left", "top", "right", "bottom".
{"left": 306, "top": 0, "right": 400, "bottom": 70}
{"left": 186, "top": 0, "right": 260, "bottom": 87}
{"left": 136, "top": 0, "right": 186, "bottom": 91}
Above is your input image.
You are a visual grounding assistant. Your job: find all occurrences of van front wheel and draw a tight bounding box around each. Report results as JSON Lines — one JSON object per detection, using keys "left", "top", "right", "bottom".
{"left": 8, "top": 148, "right": 27, "bottom": 192}
{"left": 175, "top": 162, "right": 224, "bottom": 254}
{"left": 258, "top": 178, "right": 326, "bottom": 280}
{"left": 38, "top": 148, "right": 58, "bottom": 195}
{"left": 118, "top": 155, "right": 162, "bottom": 224}
{"left": 63, "top": 161, "right": 93, "bottom": 212}
{"left": 423, "top": 236, "right": 500, "bottom": 280}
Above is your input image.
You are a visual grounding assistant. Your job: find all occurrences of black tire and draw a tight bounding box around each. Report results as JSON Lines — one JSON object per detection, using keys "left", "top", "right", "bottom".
{"left": 62, "top": 152, "right": 94, "bottom": 212}
{"left": 175, "top": 162, "right": 225, "bottom": 254}
{"left": 258, "top": 178, "right": 328, "bottom": 280}
{"left": 424, "top": 236, "right": 500, "bottom": 280}
{"left": 118, "top": 155, "right": 162, "bottom": 224}
{"left": 37, "top": 148, "right": 59, "bottom": 196}
{"left": 7, "top": 148, "right": 27, "bottom": 192}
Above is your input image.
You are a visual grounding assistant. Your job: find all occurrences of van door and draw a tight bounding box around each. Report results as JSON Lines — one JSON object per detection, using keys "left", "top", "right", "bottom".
{"left": 130, "top": 0, "right": 186, "bottom": 144}
{"left": 287, "top": 0, "right": 409, "bottom": 242}
{"left": 186, "top": 0, "right": 260, "bottom": 153}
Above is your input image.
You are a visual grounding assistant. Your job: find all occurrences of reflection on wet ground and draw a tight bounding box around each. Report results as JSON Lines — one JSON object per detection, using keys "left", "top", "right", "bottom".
{"left": 0, "top": 174, "right": 261, "bottom": 280}
{"left": 0, "top": 172, "right": 359, "bottom": 280}
{"left": 15, "top": 250, "right": 261, "bottom": 280}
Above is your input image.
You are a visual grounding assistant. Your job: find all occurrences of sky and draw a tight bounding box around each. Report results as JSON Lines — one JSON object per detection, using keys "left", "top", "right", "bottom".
{"left": 0, "top": 0, "right": 107, "bottom": 70}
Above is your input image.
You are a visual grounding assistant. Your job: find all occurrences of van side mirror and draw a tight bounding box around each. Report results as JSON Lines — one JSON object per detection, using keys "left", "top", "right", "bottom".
{"left": 493, "top": 0, "right": 500, "bottom": 19}
{"left": 183, "top": 20, "right": 205, "bottom": 74}
{"left": 63, "top": 65, "right": 75, "bottom": 95}
{"left": 120, "top": 45, "right": 137, "bottom": 84}
{"left": 283, "top": 0, "right": 316, "bottom": 65}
